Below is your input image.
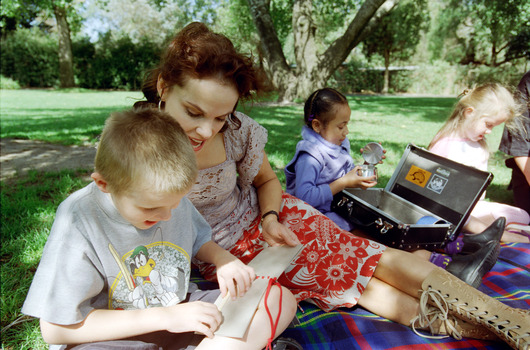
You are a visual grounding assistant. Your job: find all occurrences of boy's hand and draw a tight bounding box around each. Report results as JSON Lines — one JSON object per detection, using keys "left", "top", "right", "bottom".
{"left": 216, "top": 257, "right": 256, "bottom": 299}
{"left": 163, "top": 301, "right": 222, "bottom": 338}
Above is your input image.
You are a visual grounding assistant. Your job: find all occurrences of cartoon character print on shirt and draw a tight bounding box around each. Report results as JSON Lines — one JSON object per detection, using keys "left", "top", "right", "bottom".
{"left": 108, "top": 227, "right": 189, "bottom": 310}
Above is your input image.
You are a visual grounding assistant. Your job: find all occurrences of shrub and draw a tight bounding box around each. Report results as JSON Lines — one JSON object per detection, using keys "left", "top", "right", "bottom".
{"left": 73, "top": 34, "right": 162, "bottom": 90}
{"left": 407, "top": 61, "right": 462, "bottom": 95}
{"left": 0, "top": 28, "right": 59, "bottom": 87}
{"left": 0, "top": 75, "right": 20, "bottom": 89}
{"left": 333, "top": 62, "right": 415, "bottom": 94}
{"left": 333, "top": 61, "right": 383, "bottom": 93}
{"left": 457, "top": 63, "right": 526, "bottom": 88}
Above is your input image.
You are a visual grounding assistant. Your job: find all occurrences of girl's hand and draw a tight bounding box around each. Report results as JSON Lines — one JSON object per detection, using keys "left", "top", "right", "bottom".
{"left": 216, "top": 257, "right": 255, "bottom": 299}
{"left": 163, "top": 301, "right": 222, "bottom": 338}
{"left": 343, "top": 166, "right": 377, "bottom": 189}
{"left": 261, "top": 217, "right": 300, "bottom": 247}
{"left": 360, "top": 143, "right": 387, "bottom": 164}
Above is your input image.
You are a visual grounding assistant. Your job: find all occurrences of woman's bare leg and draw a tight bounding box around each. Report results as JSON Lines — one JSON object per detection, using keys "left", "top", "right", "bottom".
{"left": 358, "top": 249, "right": 499, "bottom": 341}
{"left": 197, "top": 285, "right": 297, "bottom": 350}
{"left": 372, "top": 247, "right": 436, "bottom": 297}
{"left": 357, "top": 276, "right": 420, "bottom": 325}
{"left": 357, "top": 247, "right": 436, "bottom": 325}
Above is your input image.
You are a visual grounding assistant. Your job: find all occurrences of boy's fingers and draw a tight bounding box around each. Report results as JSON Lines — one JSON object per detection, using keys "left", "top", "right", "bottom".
{"left": 218, "top": 279, "right": 228, "bottom": 298}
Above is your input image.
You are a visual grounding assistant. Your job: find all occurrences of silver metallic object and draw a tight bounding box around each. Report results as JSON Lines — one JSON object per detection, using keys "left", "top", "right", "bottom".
{"left": 362, "top": 142, "right": 384, "bottom": 164}
{"left": 358, "top": 142, "right": 383, "bottom": 180}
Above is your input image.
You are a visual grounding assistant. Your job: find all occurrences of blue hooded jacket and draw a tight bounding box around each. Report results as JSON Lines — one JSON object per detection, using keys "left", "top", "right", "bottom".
{"left": 284, "top": 126, "right": 355, "bottom": 230}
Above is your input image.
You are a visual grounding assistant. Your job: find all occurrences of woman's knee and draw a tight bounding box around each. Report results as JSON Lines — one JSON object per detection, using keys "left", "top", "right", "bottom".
{"left": 263, "top": 285, "right": 297, "bottom": 319}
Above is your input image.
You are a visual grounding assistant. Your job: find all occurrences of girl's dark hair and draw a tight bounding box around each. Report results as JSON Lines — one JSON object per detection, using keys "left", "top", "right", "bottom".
{"left": 304, "top": 88, "right": 348, "bottom": 128}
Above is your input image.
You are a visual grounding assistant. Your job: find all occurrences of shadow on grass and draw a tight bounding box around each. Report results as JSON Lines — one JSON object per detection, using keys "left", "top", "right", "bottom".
{"left": 1, "top": 106, "right": 118, "bottom": 145}
{"left": 348, "top": 95, "right": 456, "bottom": 123}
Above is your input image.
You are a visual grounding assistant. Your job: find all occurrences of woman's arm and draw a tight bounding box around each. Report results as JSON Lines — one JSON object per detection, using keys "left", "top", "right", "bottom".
{"left": 40, "top": 302, "right": 222, "bottom": 345}
{"left": 514, "top": 156, "right": 530, "bottom": 185}
{"left": 253, "top": 151, "right": 300, "bottom": 246}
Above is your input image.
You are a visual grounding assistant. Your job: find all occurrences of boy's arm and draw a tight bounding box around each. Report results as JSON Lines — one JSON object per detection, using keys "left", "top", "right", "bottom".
{"left": 195, "top": 241, "right": 255, "bottom": 299}
{"left": 40, "top": 302, "right": 222, "bottom": 344}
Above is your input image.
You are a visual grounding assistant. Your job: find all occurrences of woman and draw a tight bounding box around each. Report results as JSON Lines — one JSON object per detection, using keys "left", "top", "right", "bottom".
{"left": 135, "top": 22, "right": 529, "bottom": 350}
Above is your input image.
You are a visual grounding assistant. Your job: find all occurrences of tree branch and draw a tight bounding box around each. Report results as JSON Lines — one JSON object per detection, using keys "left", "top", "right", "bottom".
{"left": 321, "top": 0, "right": 398, "bottom": 72}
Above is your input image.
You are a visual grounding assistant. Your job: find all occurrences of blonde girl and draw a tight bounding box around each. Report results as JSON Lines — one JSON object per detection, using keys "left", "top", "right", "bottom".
{"left": 429, "top": 83, "right": 530, "bottom": 242}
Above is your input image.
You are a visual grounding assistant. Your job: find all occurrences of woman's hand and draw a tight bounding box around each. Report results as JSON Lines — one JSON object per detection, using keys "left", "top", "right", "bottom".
{"left": 261, "top": 216, "right": 301, "bottom": 247}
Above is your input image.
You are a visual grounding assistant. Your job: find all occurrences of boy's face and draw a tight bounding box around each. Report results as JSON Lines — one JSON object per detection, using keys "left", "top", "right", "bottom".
{"left": 111, "top": 187, "right": 186, "bottom": 230}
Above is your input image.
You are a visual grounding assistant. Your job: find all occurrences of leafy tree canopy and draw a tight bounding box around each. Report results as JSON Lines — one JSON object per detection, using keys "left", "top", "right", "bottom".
{"left": 434, "top": 0, "right": 529, "bottom": 66}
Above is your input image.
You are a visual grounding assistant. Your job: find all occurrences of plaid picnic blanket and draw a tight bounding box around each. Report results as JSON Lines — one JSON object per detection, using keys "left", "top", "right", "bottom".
{"left": 193, "top": 242, "right": 529, "bottom": 350}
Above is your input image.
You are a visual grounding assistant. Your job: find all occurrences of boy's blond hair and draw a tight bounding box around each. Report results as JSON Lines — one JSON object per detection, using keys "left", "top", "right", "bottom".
{"left": 95, "top": 108, "right": 197, "bottom": 194}
{"left": 429, "top": 83, "right": 524, "bottom": 151}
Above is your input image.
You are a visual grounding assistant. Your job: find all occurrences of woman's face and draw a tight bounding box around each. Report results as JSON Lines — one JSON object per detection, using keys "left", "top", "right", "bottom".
{"left": 160, "top": 78, "right": 239, "bottom": 154}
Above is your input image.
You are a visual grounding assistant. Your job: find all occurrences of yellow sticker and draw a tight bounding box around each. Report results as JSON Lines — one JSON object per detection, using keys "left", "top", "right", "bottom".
{"left": 405, "top": 165, "right": 431, "bottom": 187}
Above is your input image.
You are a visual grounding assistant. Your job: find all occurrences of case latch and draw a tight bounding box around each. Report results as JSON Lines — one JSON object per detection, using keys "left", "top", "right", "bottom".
{"left": 375, "top": 218, "right": 394, "bottom": 234}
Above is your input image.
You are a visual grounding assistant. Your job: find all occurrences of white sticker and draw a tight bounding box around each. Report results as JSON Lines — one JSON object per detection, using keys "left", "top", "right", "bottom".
{"left": 426, "top": 174, "right": 448, "bottom": 194}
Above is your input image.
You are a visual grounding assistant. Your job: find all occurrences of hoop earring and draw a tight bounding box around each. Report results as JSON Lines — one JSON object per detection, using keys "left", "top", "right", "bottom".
{"left": 158, "top": 100, "right": 164, "bottom": 111}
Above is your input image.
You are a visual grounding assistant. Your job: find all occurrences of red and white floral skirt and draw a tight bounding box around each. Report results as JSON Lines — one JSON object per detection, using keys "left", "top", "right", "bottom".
{"left": 197, "top": 193, "right": 386, "bottom": 312}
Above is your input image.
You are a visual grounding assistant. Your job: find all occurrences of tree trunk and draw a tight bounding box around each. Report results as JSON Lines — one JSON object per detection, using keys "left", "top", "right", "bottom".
{"left": 54, "top": 5, "right": 75, "bottom": 88}
{"left": 383, "top": 48, "right": 390, "bottom": 93}
{"left": 247, "top": 0, "right": 398, "bottom": 102}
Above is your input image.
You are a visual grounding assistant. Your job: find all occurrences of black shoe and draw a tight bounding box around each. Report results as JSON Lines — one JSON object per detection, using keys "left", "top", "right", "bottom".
{"left": 461, "top": 217, "right": 505, "bottom": 254}
{"left": 446, "top": 240, "right": 500, "bottom": 288}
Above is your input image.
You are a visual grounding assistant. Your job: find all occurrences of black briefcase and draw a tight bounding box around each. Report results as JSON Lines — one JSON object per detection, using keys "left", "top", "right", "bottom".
{"left": 331, "top": 144, "right": 493, "bottom": 250}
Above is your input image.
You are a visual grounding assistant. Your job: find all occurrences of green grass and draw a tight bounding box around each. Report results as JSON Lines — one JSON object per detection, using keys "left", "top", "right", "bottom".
{"left": 0, "top": 89, "right": 144, "bottom": 145}
{"left": 1, "top": 169, "right": 93, "bottom": 349}
{"left": 0, "top": 89, "right": 515, "bottom": 348}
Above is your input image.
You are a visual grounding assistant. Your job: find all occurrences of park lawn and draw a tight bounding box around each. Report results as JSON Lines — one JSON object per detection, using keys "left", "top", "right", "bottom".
{"left": 0, "top": 89, "right": 514, "bottom": 349}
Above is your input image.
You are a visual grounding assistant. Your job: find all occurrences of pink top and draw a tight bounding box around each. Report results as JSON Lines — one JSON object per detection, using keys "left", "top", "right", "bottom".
{"left": 187, "top": 112, "right": 268, "bottom": 249}
{"left": 429, "top": 136, "right": 489, "bottom": 171}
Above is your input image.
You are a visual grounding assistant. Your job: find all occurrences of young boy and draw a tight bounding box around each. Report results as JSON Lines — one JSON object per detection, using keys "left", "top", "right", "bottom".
{"left": 22, "top": 108, "right": 296, "bottom": 350}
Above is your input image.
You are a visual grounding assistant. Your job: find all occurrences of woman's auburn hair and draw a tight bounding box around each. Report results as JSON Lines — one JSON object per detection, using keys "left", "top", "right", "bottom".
{"left": 139, "top": 22, "right": 266, "bottom": 106}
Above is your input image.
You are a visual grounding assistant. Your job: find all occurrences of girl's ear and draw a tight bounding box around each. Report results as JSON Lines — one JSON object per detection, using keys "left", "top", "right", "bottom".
{"left": 312, "top": 119, "right": 322, "bottom": 133}
{"left": 157, "top": 76, "right": 166, "bottom": 101}
{"left": 464, "top": 107, "right": 475, "bottom": 118}
{"left": 91, "top": 172, "right": 110, "bottom": 193}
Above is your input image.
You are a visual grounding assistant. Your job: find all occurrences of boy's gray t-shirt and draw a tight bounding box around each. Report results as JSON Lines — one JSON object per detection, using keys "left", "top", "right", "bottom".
{"left": 22, "top": 182, "right": 212, "bottom": 340}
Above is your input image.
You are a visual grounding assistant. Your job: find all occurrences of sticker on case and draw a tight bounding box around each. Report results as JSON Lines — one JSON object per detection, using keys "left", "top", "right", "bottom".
{"left": 426, "top": 174, "right": 448, "bottom": 194}
{"left": 405, "top": 165, "right": 432, "bottom": 187}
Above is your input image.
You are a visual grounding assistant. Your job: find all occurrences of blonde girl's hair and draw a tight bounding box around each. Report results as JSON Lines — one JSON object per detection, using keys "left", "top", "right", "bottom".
{"left": 95, "top": 108, "right": 197, "bottom": 195}
{"left": 429, "top": 83, "right": 525, "bottom": 151}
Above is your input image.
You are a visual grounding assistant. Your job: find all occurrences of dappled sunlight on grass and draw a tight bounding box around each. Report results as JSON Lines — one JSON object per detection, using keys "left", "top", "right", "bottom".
{"left": 0, "top": 90, "right": 143, "bottom": 145}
